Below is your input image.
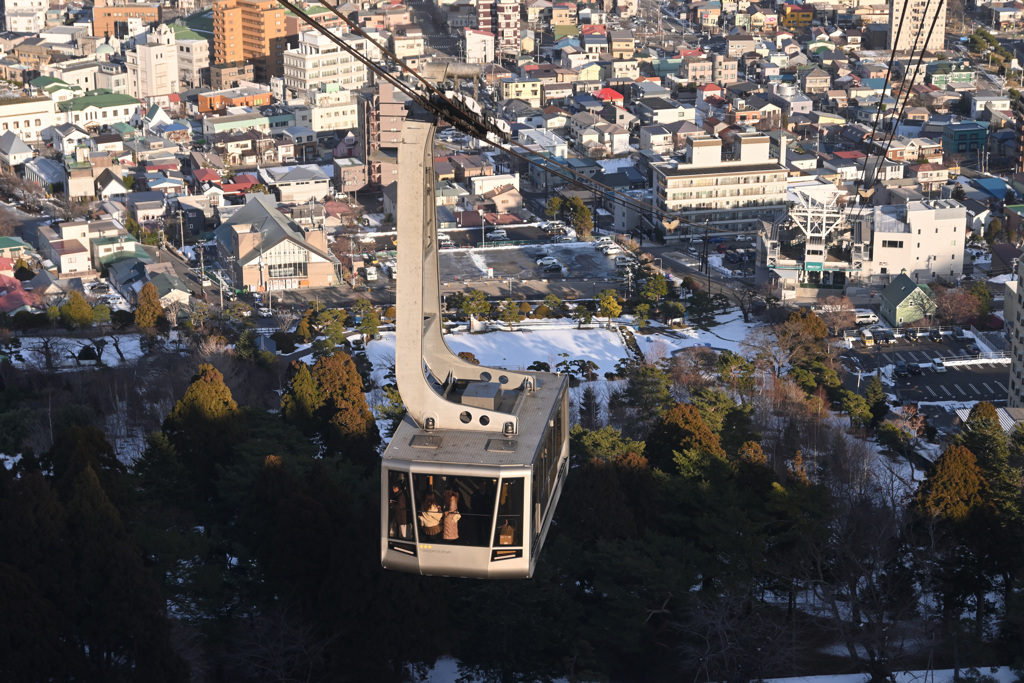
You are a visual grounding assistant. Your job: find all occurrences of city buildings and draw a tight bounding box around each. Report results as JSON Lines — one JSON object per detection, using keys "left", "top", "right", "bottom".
{"left": 212, "top": 0, "right": 289, "bottom": 83}
{"left": 126, "top": 24, "right": 179, "bottom": 102}
{"left": 888, "top": 0, "right": 946, "bottom": 53}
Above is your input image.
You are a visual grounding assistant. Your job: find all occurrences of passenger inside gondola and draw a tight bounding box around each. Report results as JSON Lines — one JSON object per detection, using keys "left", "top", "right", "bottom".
{"left": 413, "top": 474, "right": 500, "bottom": 546}
{"left": 418, "top": 492, "right": 443, "bottom": 538}
{"left": 388, "top": 473, "right": 411, "bottom": 540}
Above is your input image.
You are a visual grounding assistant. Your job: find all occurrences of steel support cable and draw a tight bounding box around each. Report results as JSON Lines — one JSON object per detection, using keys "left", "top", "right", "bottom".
{"left": 852, "top": 0, "right": 913, "bottom": 204}
{"left": 281, "top": 0, "right": 759, "bottom": 235}
{"left": 851, "top": 0, "right": 936, "bottom": 226}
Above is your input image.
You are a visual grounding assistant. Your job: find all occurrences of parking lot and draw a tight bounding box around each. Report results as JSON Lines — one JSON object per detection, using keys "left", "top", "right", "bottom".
{"left": 843, "top": 333, "right": 1011, "bottom": 404}
{"left": 437, "top": 242, "right": 626, "bottom": 283}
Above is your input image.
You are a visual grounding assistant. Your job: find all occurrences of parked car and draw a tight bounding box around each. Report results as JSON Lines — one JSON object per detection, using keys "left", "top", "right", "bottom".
{"left": 952, "top": 326, "right": 966, "bottom": 341}
{"left": 708, "top": 236, "right": 726, "bottom": 243}
{"left": 909, "top": 363, "right": 924, "bottom": 376}
{"left": 929, "top": 328, "right": 943, "bottom": 342}
{"left": 257, "top": 307, "right": 272, "bottom": 318}
{"left": 894, "top": 360, "right": 909, "bottom": 378}
{"left": 905, "top": 328, "right": 919, "bottom": 342}
{"left": 550, "top": 235, "right": 573, "bottom": 243}
{"left": 933, "top": 357, "right": 947, "bottom": 373}
{"left": 537, "top": 256, "right": 560, "bottom": 266}
{"left": 967, "top": 343, "right": 981, "bottom": 355}
{"left": 542, "top": 263, "right": 563, "bottom": 273}
{"left": 876, "top": 330, "right": 896, "bottom": 345}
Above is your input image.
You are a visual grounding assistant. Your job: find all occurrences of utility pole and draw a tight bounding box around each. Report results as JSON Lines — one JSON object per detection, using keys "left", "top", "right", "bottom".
{"left": 178, "top": 207, "right": 184, "bottom": 249}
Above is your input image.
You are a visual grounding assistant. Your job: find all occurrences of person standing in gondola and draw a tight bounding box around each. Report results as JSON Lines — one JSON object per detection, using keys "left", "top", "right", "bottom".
{"left": 442, "top": 490, "right": 461, "bottom": 542}
{"left": 389, "top": 483, "right": 410, "bottom": 539}
{"left": 418, "top": 492, "right": 443, "bottom": 538}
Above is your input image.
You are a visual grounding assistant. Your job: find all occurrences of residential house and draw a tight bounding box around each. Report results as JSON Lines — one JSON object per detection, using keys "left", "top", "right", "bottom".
{"left": 57, "top": 89, "right": 140, "bottom": 130}
{"left": 0, "top": 131, "right": 33, "bottom": 172}
{"left": 879, "top": 273, "right": 937, "bottom": 326}
{"left": 259, "top": 165, "right": 331, "bottom": 203}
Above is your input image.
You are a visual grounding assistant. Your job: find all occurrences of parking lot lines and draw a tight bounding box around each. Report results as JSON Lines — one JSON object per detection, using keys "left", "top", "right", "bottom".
{"left": 941, "top": 386, "right": 953, "bottom": 397}
{"left": 969, "top": 383, "right": 980, "bottom": 394}
{"left": 983, "top": 383, "right": 994, "bottom": 393}
{"left": 955, "top": 385, "right": 967, "bottom": 396}
{"left": 926, "top": 386, "right": 937, "bottom": 397}
{"left": 998, "top": 381, "right": 1009, "bottom": 392}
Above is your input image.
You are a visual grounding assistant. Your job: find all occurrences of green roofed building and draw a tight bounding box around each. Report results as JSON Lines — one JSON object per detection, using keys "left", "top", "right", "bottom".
{"left": 879, "top": 273, "right": 937, "bottom": 327}
{"left": 58, "top": 89, "right": 140, "bottom": 129}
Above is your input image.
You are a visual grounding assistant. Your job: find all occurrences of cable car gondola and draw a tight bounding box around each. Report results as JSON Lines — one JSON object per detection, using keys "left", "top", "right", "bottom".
{"left": 381, "top": 115, "right": 570, "bottom": 579}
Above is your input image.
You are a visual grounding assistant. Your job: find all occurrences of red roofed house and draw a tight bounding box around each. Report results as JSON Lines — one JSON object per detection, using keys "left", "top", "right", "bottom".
{"left": 696, "top": 82, "right": 724, "bottom": 102}
{"left": 220, "top": 173, "right": 260, "bottom": 195}
{"left": 193, "top": 168, "right": 221, "bottom": 186}
{"left": 595, "top": 87, "right": 624, "bottom": 102}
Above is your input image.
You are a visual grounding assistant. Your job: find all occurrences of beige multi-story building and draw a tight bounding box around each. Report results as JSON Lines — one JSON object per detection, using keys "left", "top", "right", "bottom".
{"left": 499, "top": 78, "right": 542, "bottom": 106}
{"left": 282, "top": 29, "right": 367, "bottom": 96}
{"left": 5, "top": 0, "right": 47, "bottom": 33}
{"left": 889, "top": 0, "right": 945, "bottom": 53}
{"left": 177, "top": 29, "right": 210, "bottom": 89}
{"left": 389, "top": 24, "right": 425, "bottom": 60}
{"left": 0, "top": 96, "right": 57, "bottom": 142}
{"left": 91, "top": 1, "right": 161, "bottom": 38}
{"left": 126, "top": 24, "right": 179, "bottom": 101}
{"left": 651, "top": 133, "right": 788, "bottom": 233}
{"left": 463, "top": 28, "right": 495, "bottom": 64}
{"left": 215, "top": 195, "right": 339, "bottom": 292}
{"left": 307, "top": 87, "right": 359, "bottom": 133}
{"left": 213, "top": 0, "right": 289, "bottom": 82}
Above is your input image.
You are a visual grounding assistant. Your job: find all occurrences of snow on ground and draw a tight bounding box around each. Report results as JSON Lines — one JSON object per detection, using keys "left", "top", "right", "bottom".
{"left": 634, "top": 314, "right": 752, "bottom": 357}
{"left": 707, "top": 253, "right": 733, "bottom": 277}
{"left": 7, "top": 334, "right": 146, "bottom": 369}
{"left": 988, "top": 273, "right": 1016, "bottom": 283}
{"left": 764, "top": 668, "right": 1016, "bottom": 683}
{"left": 1, "top": 453, "right": 22, "bottom": 470}
{"left": 367, "top": 315, "right": 759, "bottom": 381}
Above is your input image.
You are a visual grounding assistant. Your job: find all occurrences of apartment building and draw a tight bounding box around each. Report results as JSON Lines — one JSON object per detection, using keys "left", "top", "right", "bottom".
{"left": 359, "top": 81, "right": 411, "bottom": 185}
{"left": 494, "top": 0, "right": 520, "bottom": 56}
{"left": 5, "top": 0, "right": 47, "bottom": 33}
{"left": 866, "top": 200, "right": 966, "bottom": 281}
{"left": 464, "top": 28, "right": 495, "bottom": 64}
{"left": 126, "top": 24, "right": 179, "bottom": 101}
{"left": 651, "top": 133, "right": 787, "bottom": 234}
{"left": 92, "top": 1, "right": 161, "bottom": 38}
{"left": 500, "top": 78, "right": 542, "bottom": 106}
{"left": 390, "top": 24, "right": 425, "bottom": 60}
{"left": 307, "top": 86, "right": 359, "bottom": 134}
{"left": 213, "top": 0, "right": 289, "bottom": 82}
{"left": 282, "top": 29, "right": 368, "bottom": 96}
{"left": 0, "top": 96, "right": 56, "bottom": 142}
{"left": 177, "top": 30, "right": 210, "bottom": 89}
{"left": 889, "top": 0, "right": 945, "bottom": 52}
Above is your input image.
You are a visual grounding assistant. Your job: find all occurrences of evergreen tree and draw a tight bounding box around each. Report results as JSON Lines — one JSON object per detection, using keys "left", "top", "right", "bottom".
{"left": 64, "top": 464, "right": 188, "bottom": 681}
{"left": 620, "top": 363, "right": 673, "bottom": 438}
{"left": 598, "top": 289, "right": 621, "bottom": 324}
{"left": 864, "top": 375, "right": 888, "bottom": 426}
{"left": 499, "top": 298, "right": 523, "bottom": 325}
{"left": 295, "top": 312, "right": 314, "bottom": 342}
{"left": 352, "top": 299, "right": 379, "bottom": 340}
{"left": 163, "top": 363, "right": 244, "bottom": 496}
{"left": 578, "top": 384, "right": 601, "bottom": 430}
{"left": 281, "top": 361, "right": 321, "bottom": 434}
{"left": 59, "top": 290, "right": 94, "bottom": 328}
{"left": 310, "top": 351, "right": 379, "bottom": 459}
{"left": 134, "top": 281, "right": 164, "bottom": 329}
{"left": 645, "top": 402, "right": 726, "bottom": 475}
{"left": 640, "top": 273, "right": 669, "bottom": 304}
{"left": 633, "top": 302, "right": 651, "bottom": 328}
{"left": 459, "top": 289, "right": 491, "bottom": 320}
{"left": 916, "top": 445, "right": 989, "bottom": 522}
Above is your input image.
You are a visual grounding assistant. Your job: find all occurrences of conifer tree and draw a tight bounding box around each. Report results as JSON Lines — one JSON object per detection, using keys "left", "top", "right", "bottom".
{"left": 916, "top": 445, "right": 989, "bottom": 522}
{"left": 134, "top": 281, "right": 164, "bottom": 329}
{"left": 645, "top": 402, "right": 726, "bottom": 476}
{"left": 59, "top": 290, "right": 94, "bottom": 328}
{"left": 310, "top": 351, "right": 379, "bottom": 457}
{"left": 281, "top": 361, "right": 321, "bottom": 434}
{"left": 163, "top": 363, "right": 244, "bottom": 494}
{"left": 64, "top": 464, "right": 188, "bottom": 681}
{"left": 864, "top": 375, "right": 888, "bottom": 426}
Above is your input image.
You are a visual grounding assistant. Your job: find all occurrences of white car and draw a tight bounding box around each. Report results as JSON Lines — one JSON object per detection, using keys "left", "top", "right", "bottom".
{"left": 537, "top": 256, "right": 560, "bottom": 266}
{"left": 257, "top": 307, "right": 272, "bottom": 318}
{"left": 603, "top": 245, "right": 622, "bottom": 256}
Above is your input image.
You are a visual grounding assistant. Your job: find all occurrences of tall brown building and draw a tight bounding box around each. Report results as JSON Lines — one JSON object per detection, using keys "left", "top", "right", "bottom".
{"left": 91, "top": 1, "right": 161, "bottom": 39}
{"left": 212, "top": 0, "right": 289, "bottom": 82}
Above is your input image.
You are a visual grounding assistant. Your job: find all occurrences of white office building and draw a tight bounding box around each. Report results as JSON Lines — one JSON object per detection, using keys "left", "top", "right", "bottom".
{"left": 125, "top": 24, "right": 180, "bottom": 101}
{"left": 282, "top": 29, "right": 368, "bottom": 98}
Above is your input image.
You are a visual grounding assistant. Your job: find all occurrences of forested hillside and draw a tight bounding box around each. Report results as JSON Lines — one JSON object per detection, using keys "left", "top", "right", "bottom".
{"left": 3, "top": 304, "right": 1024, "bottom": 682}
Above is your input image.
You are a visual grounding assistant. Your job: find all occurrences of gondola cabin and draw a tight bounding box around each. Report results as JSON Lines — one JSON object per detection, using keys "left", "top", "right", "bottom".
{"left": 379, "top": 114, "right": 570, "bottom": 579}
{"left": 382, "top": 375, "right": 569, "bottom": 578}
